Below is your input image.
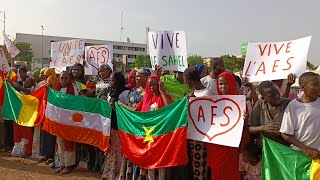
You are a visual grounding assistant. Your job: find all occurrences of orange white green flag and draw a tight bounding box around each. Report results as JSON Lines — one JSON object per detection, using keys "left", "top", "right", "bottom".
{"left": 42, "top": 88, "right": 111, "bottom": 152}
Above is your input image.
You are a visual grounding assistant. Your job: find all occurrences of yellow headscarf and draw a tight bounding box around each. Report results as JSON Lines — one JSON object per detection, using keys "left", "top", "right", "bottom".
{"left": 44, "top": 68, "right": 58, "bottom": 89}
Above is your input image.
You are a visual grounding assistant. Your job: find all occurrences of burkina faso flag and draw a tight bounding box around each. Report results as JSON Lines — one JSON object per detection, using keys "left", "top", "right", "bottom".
{"left": 116, "top": 97, "right": 189, "bottom": 169}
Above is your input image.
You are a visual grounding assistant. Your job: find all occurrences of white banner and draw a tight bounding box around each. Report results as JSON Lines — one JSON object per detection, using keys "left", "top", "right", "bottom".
{"left": 0, "top": 48, "right": 10, "bottom": 73}
{"left": 187, "top": 95, "right": 245, "bottom": 147}
{"left": 148, "top": 31, "right": 187, "bottom": 72}
{"left": 50, "top": 39, "right": 85, "bottom": 69}
{"left": 84, "top": 45, "right": 113, "bottom": 75}
{"left": 242, "top": 36, "right": 311, "bottom": 82}
{"left": 3, "top": 31, "right": 20, "bottom": 58}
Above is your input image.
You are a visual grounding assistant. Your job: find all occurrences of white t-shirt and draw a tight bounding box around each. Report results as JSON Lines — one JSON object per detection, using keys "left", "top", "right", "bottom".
{"left": 280, "top": 98, "right": 320, "bottom": 151}
{"left": 193, "top": 88, "right": 214, "bottom": 97}
{"left": 200, "top": 75, "right": 218, "bottom": 95}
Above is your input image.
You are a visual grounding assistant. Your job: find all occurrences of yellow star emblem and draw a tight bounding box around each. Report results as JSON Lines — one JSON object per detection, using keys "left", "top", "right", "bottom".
{"left": 143, "top": 125, "right": 155, "bottom": 148}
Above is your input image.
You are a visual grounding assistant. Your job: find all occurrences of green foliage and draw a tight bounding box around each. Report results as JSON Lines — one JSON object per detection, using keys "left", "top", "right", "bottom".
{"left": 307, "top": 61, "right": 317, "bottom": 70}
{"left": 14, "top": 42, "right": 34, "bottom": 66}
{"left": 133, "top": 54, "right": 146, "bottom": 68}
{"left": 221, "top": 55, "right": 244, "bottom": 72}
{"left": 187, "top": 54, "right": 203, "bottom": 66}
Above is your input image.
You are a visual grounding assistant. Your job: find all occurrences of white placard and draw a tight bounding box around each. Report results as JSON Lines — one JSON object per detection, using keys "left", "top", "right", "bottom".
{"left": 148, "top": 31, "right": 187, "bottom": 72}
{"left": 50, "top": 39, "right": 85, "bottom": 68}
{"left": 0, "top": 48, "right": 10, "bottom": 73}
{"left": 187, "top": 95, "right": 245, "bottom": 147}
{"left": 242, "top": 36, "right": 311, "bottom": 82}
{"left": 84, "top": 45, "right": 113, "bottom": 75}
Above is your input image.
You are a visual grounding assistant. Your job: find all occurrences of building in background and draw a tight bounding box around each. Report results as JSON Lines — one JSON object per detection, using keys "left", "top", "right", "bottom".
{"left": 15, "top": 33, "right": 147, "bottom": 70}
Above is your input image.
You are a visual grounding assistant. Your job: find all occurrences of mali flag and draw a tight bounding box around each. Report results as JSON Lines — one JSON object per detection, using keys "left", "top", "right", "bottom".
{"left": 75, "top": 81, "right": 87, "bottom": 91}
{"left": 2, "top": 81, "right": 46, "bottom": 127}
{"left": 116, "top": 97, "right": 189, "bottom": 169}
{"left": 7, "top": 69, "right": 18, "bottom": 82}
{"left": 262, "top": 137, "right": 320, "bottom": 180}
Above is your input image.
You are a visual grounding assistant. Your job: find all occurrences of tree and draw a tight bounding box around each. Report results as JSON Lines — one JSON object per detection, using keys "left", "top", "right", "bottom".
{"left": 133, "top": 55, "right": 146, "bottom": 68}
{"left": 221, "top": 55, "right": 245, "bottom": 72}
{"left": 14, "top": 42, "right": 34, "bottom": 66}
{"left": 187, "top": 54, "right": 203, "bottom": 66}
{"left": 307, "top": 61, "right": 317, "bottom": 70}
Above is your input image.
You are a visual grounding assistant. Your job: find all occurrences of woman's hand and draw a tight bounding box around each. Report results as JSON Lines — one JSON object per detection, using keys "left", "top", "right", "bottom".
{"left": 100, "top": 95, "right": 108, "bottom": 101}
{"left": 154, "top": 65, "right": 162, "bottom": 77}
{"left": 159, "top": 81, "right": 166, "bottom": 94}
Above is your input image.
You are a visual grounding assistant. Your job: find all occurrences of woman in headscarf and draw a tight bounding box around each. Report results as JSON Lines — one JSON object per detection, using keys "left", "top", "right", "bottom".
{"left": 39, "top": 68, "right": 58, "bottom": 165}
{"left": 126, "top": 74, "right": 172, "bottom": 180}
{"left": 102, "top": 72, "right": 130, "bottom": 180}
{"left": 183, "top": 66, "right": 214, "bottom": 180}
{"left": 125, "top": 69, "right": 137, "bottom": 89}
{"left": 96, "top": 64, "right": 113, "bottom": 99}
{"left": 206, "top": 72, "right": 241, "bottom": 180}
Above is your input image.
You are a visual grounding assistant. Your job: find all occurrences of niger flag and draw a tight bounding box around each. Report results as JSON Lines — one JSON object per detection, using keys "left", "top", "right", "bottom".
{"left": 42, "top": 88, "right": 111, "bottom": 152}
{"left": 2, "top": 81, "right": 46, "bottom": 126}
{"left": 116, "top": 97, "right": 189, "bottom": 169}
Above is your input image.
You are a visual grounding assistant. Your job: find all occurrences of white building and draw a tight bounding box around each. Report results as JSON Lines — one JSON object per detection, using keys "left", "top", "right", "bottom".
{"left": 15, "top": 33, "right": 147, "bottom": 69}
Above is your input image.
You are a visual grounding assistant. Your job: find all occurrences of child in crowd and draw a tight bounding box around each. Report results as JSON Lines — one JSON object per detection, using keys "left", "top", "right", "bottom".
{"left": 280, "top": 72, "right": 320, "bottom": 159}
{"left": 55, "top": 71, "right": 77, "bottom": 175}
{"left": 240, "top": 142, "right": 262, "bottom": 180}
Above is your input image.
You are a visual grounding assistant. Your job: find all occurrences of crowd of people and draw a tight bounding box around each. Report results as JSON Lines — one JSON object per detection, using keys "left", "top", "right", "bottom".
{"left": 1, "top": 57, "right": 320, "bottom": 180}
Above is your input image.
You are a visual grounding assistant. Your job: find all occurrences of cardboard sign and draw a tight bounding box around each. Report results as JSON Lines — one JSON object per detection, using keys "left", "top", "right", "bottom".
{"left": 0, "top": 48, "right": 10, "bottom": 73}
{"left": 84, "top": 45, "right": 113, "bottom": 75}
{"left": 148, "top": 31, "right": 187, "bottom": 72}
{"left": 187, "top": 95, "right": 245, "bottom": 147}
{"left": 50, "top": 39, "right": 85, "bottom": 68}
{"left": 243, "top": 36, "right": 311, "bottom": 82}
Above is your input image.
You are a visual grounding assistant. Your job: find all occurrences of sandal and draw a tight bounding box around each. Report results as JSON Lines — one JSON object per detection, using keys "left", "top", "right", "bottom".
{"left": 60, "top": 167, "right": 72, "bottom": 175}
{"left": 45, "top": 158, "right": 54, "bottom": 165}
{"left": 54, "top": 166, "right": 65, "bottom": 174}
{"left": 38, "top": 157, "right": 48, "bottom": 163}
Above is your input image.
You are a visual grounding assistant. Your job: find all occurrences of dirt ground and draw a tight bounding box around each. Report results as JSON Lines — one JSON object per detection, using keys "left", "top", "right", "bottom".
{"left": 0, "top": 151, "right": 101, "bottom": 180}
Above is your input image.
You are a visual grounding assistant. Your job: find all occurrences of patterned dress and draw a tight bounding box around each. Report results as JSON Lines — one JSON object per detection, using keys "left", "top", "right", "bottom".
{"left": 125, "top": 88, "right": 147, "bottom": 180}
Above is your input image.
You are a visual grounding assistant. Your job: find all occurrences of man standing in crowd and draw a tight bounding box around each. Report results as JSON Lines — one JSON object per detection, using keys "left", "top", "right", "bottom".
{"left": 200, "top": 57, "right": 225, "bottom": 95}
{"left": 281, "top": 72, "right": 320, "bottom": 159}
{"left": 248, "top": 74, "right": 295, "bottom": 146}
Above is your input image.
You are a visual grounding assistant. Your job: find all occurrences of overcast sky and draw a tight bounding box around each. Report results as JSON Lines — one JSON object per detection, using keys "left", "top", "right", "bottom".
{"left": 0, "top": 0, "right": 319, "bottom": 65}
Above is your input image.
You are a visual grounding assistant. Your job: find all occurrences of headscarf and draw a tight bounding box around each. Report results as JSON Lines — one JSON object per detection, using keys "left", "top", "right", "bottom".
{"left": 33, "top": 70, "right": 40, "bottom": 77}
{"left": 207, "top": 71, "right": 240, "bottom": 170}
{"left": 126, "top": 69, "right": 137, "bottom": 88}
{"left": 216, "top": 72, "right": 239, "bottom": 95}
{"left": 137, "top": 68, "right": 151, "bottom": 76}
{"left": 40, "top": 67, "right": 47, "bottom": 74}
{"left": 136, "top": 74, "right": 166, "bottom": 112}
{"left": 27, "top": 71, "right": 33, "bottom": 78}
{"left": 195, "top": 64, "right": 205, "bottom": 73}
{"left": 44, "top": 68, "right": 58, "bottom": 89}
{"left": 99, "top": 63, "right": 113, "bottom": 72}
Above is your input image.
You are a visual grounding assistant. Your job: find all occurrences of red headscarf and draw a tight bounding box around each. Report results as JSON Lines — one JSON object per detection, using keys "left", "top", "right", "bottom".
{"left": 135, "top": 74, "right": 168, "bottom": 112}
{"left": 206, "top": 72, "right": 241, "bottom": 180}
{"left": 126, "top": 69, "right": 137, "bottom": 88}
{"left": 216, "top": 72, "right": 239, "bottom": 95}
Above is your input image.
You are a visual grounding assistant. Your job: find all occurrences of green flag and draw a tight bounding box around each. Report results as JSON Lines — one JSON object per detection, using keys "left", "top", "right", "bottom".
{"left": 262, "top": 137, "right": 319, "bottom": 180}
{"left": 241, "top": 42, "right": 248, "bottom": 55}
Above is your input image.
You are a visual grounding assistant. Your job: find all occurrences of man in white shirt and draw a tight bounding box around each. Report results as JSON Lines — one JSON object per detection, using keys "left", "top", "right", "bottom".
{"left": 200, "top": 57, "right": 225, "bottom": 95}
{"left": 280, "top": 72, "right": 320, "bottom": 160}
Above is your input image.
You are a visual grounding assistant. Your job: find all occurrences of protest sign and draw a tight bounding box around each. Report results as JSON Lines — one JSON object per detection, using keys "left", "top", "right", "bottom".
{"left": 148, "top": 31, "right": 187, "bottom": 72}
{"left": 84, "top": 45, "right": 113, "bottom": 75}
{"left": 50, "top": 39, "right": 85, "bottom": 68}
{"left": 0, "top": 48, "right": 10, "bottom": 73}
{"left": 187, "top": 95, "right": 245, "bottom": 147}
{"left": 242, "top": 36, "right": 311, "bottom": 82}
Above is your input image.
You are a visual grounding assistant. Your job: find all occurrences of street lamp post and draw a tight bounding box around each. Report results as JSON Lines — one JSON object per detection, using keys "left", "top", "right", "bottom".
{"left": 41, "top": 25, "right": 44, "bottom": 68}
